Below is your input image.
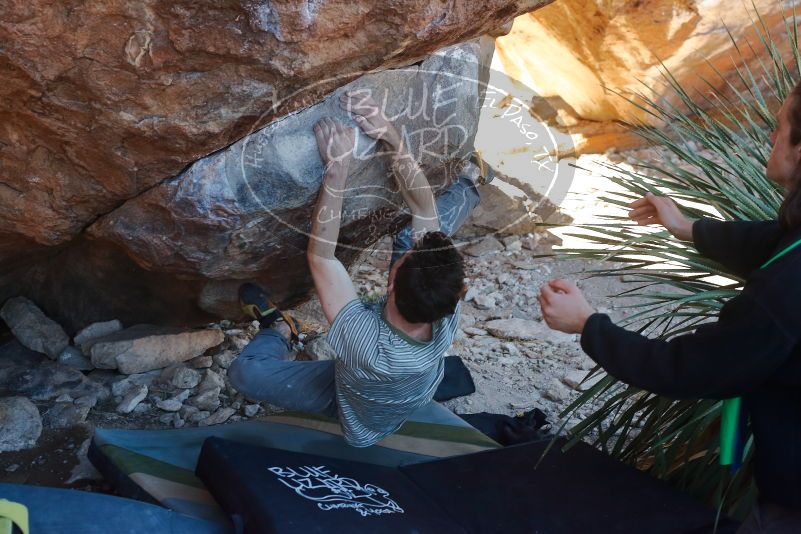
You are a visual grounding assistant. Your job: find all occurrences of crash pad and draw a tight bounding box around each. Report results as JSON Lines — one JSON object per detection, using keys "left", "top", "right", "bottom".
{"left": 89, "top": 402, "right": 498, "bottom": 523}
{"left": 0, "top": 483, "right": 228, "bottom": 534}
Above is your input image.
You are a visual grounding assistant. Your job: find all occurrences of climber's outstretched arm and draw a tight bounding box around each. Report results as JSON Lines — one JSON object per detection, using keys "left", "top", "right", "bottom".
{"left": 307, "top": 118, "right": 359, "bottom": 325}
{"left": 341, "top": 91, "right": 440, "bottom": 240}
{"left": 388, "top": 143, "right": 441, "bottom": 239}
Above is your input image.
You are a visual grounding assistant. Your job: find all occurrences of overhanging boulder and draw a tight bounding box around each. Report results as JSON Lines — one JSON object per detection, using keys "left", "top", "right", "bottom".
{"left": 11, "top": 40, "right": 493, "bottom": 329}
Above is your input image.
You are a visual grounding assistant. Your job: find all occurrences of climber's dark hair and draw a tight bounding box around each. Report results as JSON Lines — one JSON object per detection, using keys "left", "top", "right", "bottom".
{"left": 394, "top": 231, "right": 465, "bottom": 324}
{"left": 779, "top": 80, "right": 801, "bottom": 229}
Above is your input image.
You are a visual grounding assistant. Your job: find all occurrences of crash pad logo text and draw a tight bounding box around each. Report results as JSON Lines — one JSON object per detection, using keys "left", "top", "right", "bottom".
{"left": 268, "top": 465, "right": 404, "bottom": 517}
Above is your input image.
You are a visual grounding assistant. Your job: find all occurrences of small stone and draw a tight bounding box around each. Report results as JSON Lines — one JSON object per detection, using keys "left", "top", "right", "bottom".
{"left": 229, "top": 337, "right": 249, "bottom": 351}
{"left": 486, "top": 290, "right": 503, "bottom": 302}
{"left": 84, "top": 368, "right": 119, "bottom": 387}
{"left": 563, "top": 369, "right": 603, "bottom": 391}
{"left": 180, "top": 405, "right": 199, "bottom": 419}
{"left": 473, "top": 294, "right": 496, "bottom": 310}
{"left": 190, "top": 387, "right": 221, "bottom": 412}
{"left": 224, "top": 328, "right": 245, "bottom": 337}
{"left": 159, "top": 364, "right": 178, "bottom": 378}
{"left": 302, "top": 335, "right": 337, "bottom": 361}
{"left": 5, "top": 464, "right": 19, "bottom": 472}
{"left": 464, "top": 287, "right": 478, "bottom": 302}
{"left": 0, "top": 397, "right": 42, "bottom": 452}
{"left": 485, "top": 318, "right": 539, "bottom": 341}
{"left": 543, "top": 379, "right": 570, "bottom": 402}
{"left": 170, "top": 367, "right": 201, "bottom": 389}
{"left": 157, "top": 389, "right": 190, "bottom": 411}
{"left": 521, "top": 234, "right": 540, "bottom": 251}
{"left": 158, "top": 412, "right": 184, "bottom": 428}
{"left": 0, "top": 297, "right": 69, "bottom": 359}
{"left": 116, "top": 385, "right": 148, "bottom": 414}
{"left": 502, "top": 236, "right": 522, "bottom": 251}
{"left": 190, "top": 355, "right": 213, "bottom": 368}
{"left": 132, "top": 402, "right": 151, "bottom": 413}
{"left": 501, "top": 342, "right": 521, "bottom": 357}
{"left": 243, "top": 404, "right": 260, "bottom": 417}
{"left": 188, "top": 410, "right": 210, "bottom": 423}
{"left": 198, "top": 407, "right": 236, "bottom": 427}
{"left": 55, "top": 393, "right": 73, "bottom": 403}
{"left": 111, "top": 372, "right": 158, "bottom": 397}
{"left": 464, "top": 326, "right": 488, "bottom": 336}
{"left": 577, "top": 355, "right": 597, "bottom": 371}
{"left": 156, "top": 397, "right": 183, "bottom": 412}
{"left": 461, "top": 313, "right": 476, "bottom": 327}
{"left": 462, "top": 236, "right": 504, "bottom": 257}
{"left": 43, "top": 402, "right": 91, "bottom": 429}
{"left": 111, "top": 378, "right": 134, "bottom": 397}
{"left": 213, "top": 350, "right": 237, "bottom": 369}
{"left": 539, "top": 231, "right": 562, "bottom": 247}
{"left": 74, "top": 319, "right": 123, "bottom": 350}
{"left": 57, "top": 346, "right": 94, "bottom": 371}
{"left": 198, "top": 369, "right": 225, "bottom": 393}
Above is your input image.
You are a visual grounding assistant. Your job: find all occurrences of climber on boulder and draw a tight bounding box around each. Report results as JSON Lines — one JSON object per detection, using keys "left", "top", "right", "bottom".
{"left": 229, "top": 91, "right": 494, "bottom": 447}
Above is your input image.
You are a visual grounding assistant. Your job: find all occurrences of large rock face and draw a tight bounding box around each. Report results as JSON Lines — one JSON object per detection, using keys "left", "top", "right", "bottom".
{"left": 495, "top": 0, "right": 796, "bottom": 152}
{"left": 1, "top": 0, "right": 550, "bottom": 249}
{"left": 88, "top": 44, "right": 485, "bottom": 280}
{"left": 0, "top": 1, "right": 553, "bottom": 330}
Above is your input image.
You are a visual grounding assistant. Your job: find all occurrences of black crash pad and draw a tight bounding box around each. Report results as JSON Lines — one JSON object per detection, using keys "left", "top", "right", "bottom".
{"left": 196, "top": 437, "right": 739, "bottom": 533}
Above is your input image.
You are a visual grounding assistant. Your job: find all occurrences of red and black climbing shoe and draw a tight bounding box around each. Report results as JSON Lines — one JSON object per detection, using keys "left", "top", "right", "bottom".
{"left": 238, "top": 283, "right": 302, "bottom": 344}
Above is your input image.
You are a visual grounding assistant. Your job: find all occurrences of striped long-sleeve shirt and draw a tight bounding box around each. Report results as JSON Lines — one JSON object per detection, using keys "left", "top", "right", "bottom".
{"left": 326, "top": 297, "right": 461, "bottom": 447}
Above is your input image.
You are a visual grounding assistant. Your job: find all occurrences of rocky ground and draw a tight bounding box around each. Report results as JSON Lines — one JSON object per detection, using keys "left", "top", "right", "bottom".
{"left": 0, "top": 147, "right": 665, "bottom": 493}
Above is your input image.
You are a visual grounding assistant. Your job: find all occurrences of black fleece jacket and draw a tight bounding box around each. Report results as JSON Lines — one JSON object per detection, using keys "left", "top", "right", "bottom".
{"left": 581, "top": 217, "right": 801, "bottom": 508}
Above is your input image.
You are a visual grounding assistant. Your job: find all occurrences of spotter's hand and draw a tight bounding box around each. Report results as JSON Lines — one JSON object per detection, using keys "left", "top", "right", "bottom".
{"left": 628, "top": 193, "right": 694, "bottom": 241}
{"left": 538, "top": 279, "right": 595, "bottom": 334}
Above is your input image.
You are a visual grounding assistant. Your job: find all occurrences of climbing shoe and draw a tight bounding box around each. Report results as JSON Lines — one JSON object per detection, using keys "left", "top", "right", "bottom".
{"left": 469, "top": 150, "right": 495, "bottom": 186}
{"left": 238, "top": 283, "right": 302, "bottom": 344}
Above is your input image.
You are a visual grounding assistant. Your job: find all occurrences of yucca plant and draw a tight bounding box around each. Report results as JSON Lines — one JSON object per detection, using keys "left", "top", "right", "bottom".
{"left": 553, "top": 4, "right": 800, "bottom": 521}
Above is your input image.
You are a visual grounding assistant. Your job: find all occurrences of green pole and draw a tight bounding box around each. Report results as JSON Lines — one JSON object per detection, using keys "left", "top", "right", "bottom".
{"left": 719, "top": 397, "right": 741, "bottom": 465}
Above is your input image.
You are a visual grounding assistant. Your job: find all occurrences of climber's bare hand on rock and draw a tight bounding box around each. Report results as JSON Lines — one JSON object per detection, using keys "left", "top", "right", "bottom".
{"left": 340, "top": 90, "right": 401, "bottom": 149}
{"left": 314, "top": 117, "right": 355, "bottom": 178}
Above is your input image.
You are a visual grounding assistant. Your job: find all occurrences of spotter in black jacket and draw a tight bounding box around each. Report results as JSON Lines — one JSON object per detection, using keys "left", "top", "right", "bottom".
{"left": 581, "top": 217, "right": 801, "bottom": 509}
